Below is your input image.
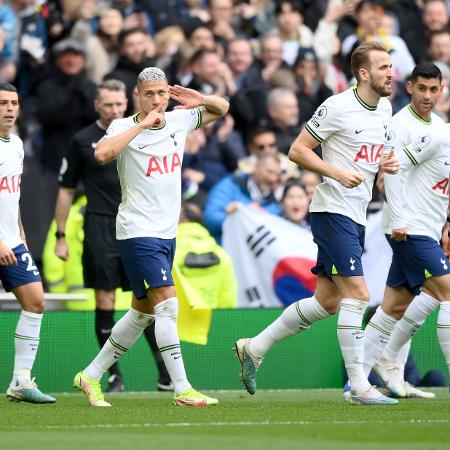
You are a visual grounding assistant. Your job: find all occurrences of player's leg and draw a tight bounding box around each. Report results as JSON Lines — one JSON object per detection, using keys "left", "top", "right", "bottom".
{"left": 380, "top": 237, "right": 448, "bottom": 395}
{"left": 1, "top": 244, "right": 55, "bottom": 404}
{"left": 142, "top": 321, "right": 173, "bottom": 391}
{"left": 8, "top": 281, "right": 55, "bottom": 403}
{"left": 235, "top": 275, "right": 337, "bottom": 394}
{"left": 363, "top": 284, "right": 413, "bottom": 378}
{"left": 94, "top": 289, "right": 125, "bottom": 393}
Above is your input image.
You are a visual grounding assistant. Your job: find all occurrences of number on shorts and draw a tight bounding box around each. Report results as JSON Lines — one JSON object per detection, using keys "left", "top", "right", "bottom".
{"left": 21, "top": 253, "right": 39, "bottom": 276}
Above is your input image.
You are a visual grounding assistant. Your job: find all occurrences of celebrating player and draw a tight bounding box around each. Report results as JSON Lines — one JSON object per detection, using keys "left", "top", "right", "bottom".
{"left": 362, "top": 62, "right": 446, "bottom": 398}
{"left": 73, "top": 67, "right": 229, "bottom": 407}
{"left": 363, "top": 63, "right": 450, "bottom": 397}
{"left": 0, "top": 83, "right": 55, "bottom": 404}
{"left": 235, "top": 42, "right": 400, "bottom": 405}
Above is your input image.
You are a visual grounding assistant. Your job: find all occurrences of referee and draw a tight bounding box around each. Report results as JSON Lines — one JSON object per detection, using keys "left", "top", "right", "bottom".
{"left": 54, "top": 79, "right": 172, "bottom": 392}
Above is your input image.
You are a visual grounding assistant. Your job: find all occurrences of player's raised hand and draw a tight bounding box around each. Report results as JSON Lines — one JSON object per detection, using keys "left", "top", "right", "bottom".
{"left": 170, "top": 85, "right": 204, "bottom": 109}
{"left": 391, "top": 227, "right": 408, "bottom": 242}
{"left": 380, "top": 149, "right": 400, "bottom": 175}
{"left": 140, "top": 104, "right": 165, "bottom": 129}
{"left": 335, "top": 168, "right": 366, "bottom": 188}
{"left": 55, "top": 238, "right": 69, "bottom": 261}
{"left": 0, "top": 241, "right": 17, "bottom": 266}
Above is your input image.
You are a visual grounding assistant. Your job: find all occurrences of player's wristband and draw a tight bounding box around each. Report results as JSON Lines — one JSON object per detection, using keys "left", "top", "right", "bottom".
{"left": 55, "top": 231, "right": 66, "bottom": 239}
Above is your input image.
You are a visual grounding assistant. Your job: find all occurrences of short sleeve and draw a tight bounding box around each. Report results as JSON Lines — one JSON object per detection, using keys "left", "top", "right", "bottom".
{"left": 171, "top": 108, "right": 203, "bottom": 132}
{"left": 58, "top": 136, "right": 83, "bottom": 188}
{"left": 403, "top": 131, "right": 441, "bottom": 167}
{"left": 305, "top": 99, "right": 342, "bottom": 143}
{"left": 102, "top": 118, "right": 126, "bottom": 140}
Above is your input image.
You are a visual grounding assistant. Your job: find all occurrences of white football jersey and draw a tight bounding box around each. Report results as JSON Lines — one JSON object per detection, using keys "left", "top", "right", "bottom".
{"left": 103, "top": 108, "right": 202, "bottom": 240}
{"left": 383, "top": 104, "right": 445, "bottom": 234}
{"left": 0, "top": 134, "right": 24, "bottom": 249}
{"left": 385, "top": 123, "right": 450, "bottom": 242}
{"left": 305, "top": 86, "right": 392, "bottom": 225}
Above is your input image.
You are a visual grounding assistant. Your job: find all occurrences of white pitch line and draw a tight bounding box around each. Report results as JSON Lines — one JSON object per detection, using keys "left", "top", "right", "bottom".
{"left": 7, "top": 419, "right": 449, "bottom": 431}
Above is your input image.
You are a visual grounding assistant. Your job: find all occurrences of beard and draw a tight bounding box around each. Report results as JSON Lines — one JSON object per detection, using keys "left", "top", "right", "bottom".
{"left": 369, "top": 78, "right": 392, "bottom": 97}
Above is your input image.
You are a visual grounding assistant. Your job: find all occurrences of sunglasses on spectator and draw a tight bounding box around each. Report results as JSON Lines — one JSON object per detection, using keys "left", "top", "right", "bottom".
{"left": 256, "top": 143, "right": 277, "bottom": 150}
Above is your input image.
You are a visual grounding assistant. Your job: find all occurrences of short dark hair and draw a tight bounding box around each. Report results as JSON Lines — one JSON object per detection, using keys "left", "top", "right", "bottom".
{"left": 428, "top": 28, "right": 450, "bottom": 47}
{"left": 275, "top": 0, "right": 304, "bottom": 16}
{"left": 247, "top": 127, "right": 275, "bottom": 146}
{"left": 410, "top": 62, "right": 442, "bottom": 83}
{"left": 180, "top": 202, "right": 203, "bottom": 223}
{"left": 118, "top": 28, "right": 146, "bottom": 48}
{"left": 0, "top": 82, "right": 18, "bottom": 94}
{"left": 351, "top": 41, "right": 389, "bottom": 82}
{"left": 281, "top": 178, "right": 306, "bottom": 201}
{"left": 96, "top": 79, "right": 126, "bottom": 98}
{"left": 190, "top": 47, "right": 220, "bottom": 65}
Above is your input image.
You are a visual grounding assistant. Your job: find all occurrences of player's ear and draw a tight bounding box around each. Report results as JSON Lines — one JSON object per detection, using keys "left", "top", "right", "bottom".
{"left": 406, "top": 81, "right": 413, "bottom": 96}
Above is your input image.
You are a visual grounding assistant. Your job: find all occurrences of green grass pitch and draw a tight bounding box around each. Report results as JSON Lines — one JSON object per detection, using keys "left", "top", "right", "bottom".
{"left": 1, "top": 389, "right": 449, "bottom": 450}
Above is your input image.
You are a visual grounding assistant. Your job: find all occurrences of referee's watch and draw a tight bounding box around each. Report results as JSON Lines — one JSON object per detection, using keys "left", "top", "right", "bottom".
{"left": 55, "top": 231, "right": 66, "bottom": 239}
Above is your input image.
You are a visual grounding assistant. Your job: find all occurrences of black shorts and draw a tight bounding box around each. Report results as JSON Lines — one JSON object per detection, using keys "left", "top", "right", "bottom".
{"left": 82, "top": 214, "right": 130, "bottom": 291}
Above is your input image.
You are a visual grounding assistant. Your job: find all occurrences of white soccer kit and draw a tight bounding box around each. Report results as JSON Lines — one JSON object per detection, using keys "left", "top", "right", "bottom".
{"left": 0, "top": 134, "right": 24, "bottom": 249}
{"left": 305, "top": 86, "right": 392, "bottom": 226}
{"left": 385, "top": 123, "right": 450, "bottom": 243}
{"left": 383, "top": 104, "right": 445, "bottom": 234}
{"left": 103, "top": 108, "right": 202, "bottom": 240}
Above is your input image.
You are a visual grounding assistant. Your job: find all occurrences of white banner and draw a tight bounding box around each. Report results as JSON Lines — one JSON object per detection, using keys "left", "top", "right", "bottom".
{"left": 222, "top": 206, "right": 317, "bottom": 307}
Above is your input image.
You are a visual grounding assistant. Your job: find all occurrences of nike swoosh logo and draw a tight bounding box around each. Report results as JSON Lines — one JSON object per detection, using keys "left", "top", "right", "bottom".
{"left": 174, "top": 355, "right": 182, "bottom": 359}
{"left": 445, "top": 162, "right": 450, "bottom": 165}
{"left": 138, "top": 145, "right": 149, "bottom": 149}
{"left": 355, "top": 129, "right": 364, "bottom": 134}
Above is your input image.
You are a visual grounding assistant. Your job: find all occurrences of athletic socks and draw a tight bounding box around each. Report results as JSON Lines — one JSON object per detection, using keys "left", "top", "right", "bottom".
{"left": 248, "top": 295, "right": 329, "bottom": 358}
{"left": 143, "top": 322, "right": 171, "bottom": 382}
{"left": 363, "top": 306, "right": 397, "bottom": 377}
{"left": 154, "top": 297, "right": 190, "bottom": 394}
{"left": 337, "top": 298, "right": 370, "bottom": 393}
{"left": 437, "top": 301, "right": 450, "bottom": 379}
{"left": 12, "top": 310, "right": 42, "bottom": 385}
{"left": 84, "top": 308, "right": 154, "bottom": 380}
{"left": 95, "top": 308, "right": 120, "bottom": 376}
{"left": 384, "top": 292, "right": 440, "bottom": 360}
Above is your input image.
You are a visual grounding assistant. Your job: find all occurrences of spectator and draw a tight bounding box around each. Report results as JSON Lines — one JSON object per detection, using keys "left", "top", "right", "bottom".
{"left": 275, "top": 0, "right": 314, "bottom": 66}
{"left": 0, "top": 0, "right": 18, "bottom": 82}
{"left": 299, "top": 170, "right": 322, "bottom": 203}
{"left": 265, "top": 87, "right": 300, "bottom": 154}
{"left": 204, "top": 154, "right": 282, "bottom": 242}
{"left": 237, "top": 127, "right": 300, "bottom": 181}
{"left": 71, "top": 8, "right": 124, "bottom": 84}
{"left": 35, "top": 38, "right": 97, "bottom": 174}
{"left": 294, "top": 48, "right": 333, "bottom": 124}
{"left": 428, "top": 29, "right": 450, "bottom": 66}
{"left": 104, "top": 28, "right": 156, "bottom": 115}
{"left": 341, "top": 0, "right": 414, "bottom": 82}
{"left": 208, "top": 0, "right": 238, "bottom": 44}
{"left": 280, "top": 178, "right": 310, "bottom": 230}
{"left": 187, "top": 24, "right": 217, "bottom": 49}
{"left": 256, "top": 32, "right": 288, "bottom": 84}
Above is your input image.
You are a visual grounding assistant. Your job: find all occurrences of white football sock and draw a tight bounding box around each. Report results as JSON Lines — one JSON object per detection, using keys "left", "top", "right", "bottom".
{"left": 396, "top": 340, "right": 411, "bottom": 378}
{"left": 249, "top": 295, "right": 329, "bottom": 358}
{"left": 338, "top": 298, "right": 370, "bottom": 392}
{"left": 384, "top": 291, "right": 440, "bottom": 360}
{"left": 84, "top": 308, "right": 154, "bottom": 380}
{"left": 154, "top": 297, "right": 190, "bottom": 394}
{"left": 437, "top": 301, "right": 450, "bottom": 379}
{"left": 13, "top": 310, "right": 42, "bottom": 385}
{"left": 363, "top": 306, "right": 397, "bottom": 377}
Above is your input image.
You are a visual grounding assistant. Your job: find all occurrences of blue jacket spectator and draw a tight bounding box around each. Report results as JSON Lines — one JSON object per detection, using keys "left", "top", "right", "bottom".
{"left": 204, "top": 155, "right": 282, "bottom": 242}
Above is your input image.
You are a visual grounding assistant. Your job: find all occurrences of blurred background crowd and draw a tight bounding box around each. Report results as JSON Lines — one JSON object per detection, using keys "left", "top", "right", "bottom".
{"left": 1, "top": 0, "right": 450, "bottom": 274}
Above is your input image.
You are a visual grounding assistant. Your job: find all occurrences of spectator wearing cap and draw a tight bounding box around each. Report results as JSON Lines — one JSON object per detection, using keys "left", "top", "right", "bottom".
{"left": 294, "top": 48, "right": 332, "bottom": 125}
{"left": 275, "top": 0, "right": 314, "bottom": 66}
{"left": 35, "top": 38, "right": 97, "bottom": 174}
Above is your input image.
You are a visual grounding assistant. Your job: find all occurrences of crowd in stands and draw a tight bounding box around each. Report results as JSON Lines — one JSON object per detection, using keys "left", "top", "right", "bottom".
{"left": 2, "top": 0, "right": 450, "bottom": 268}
